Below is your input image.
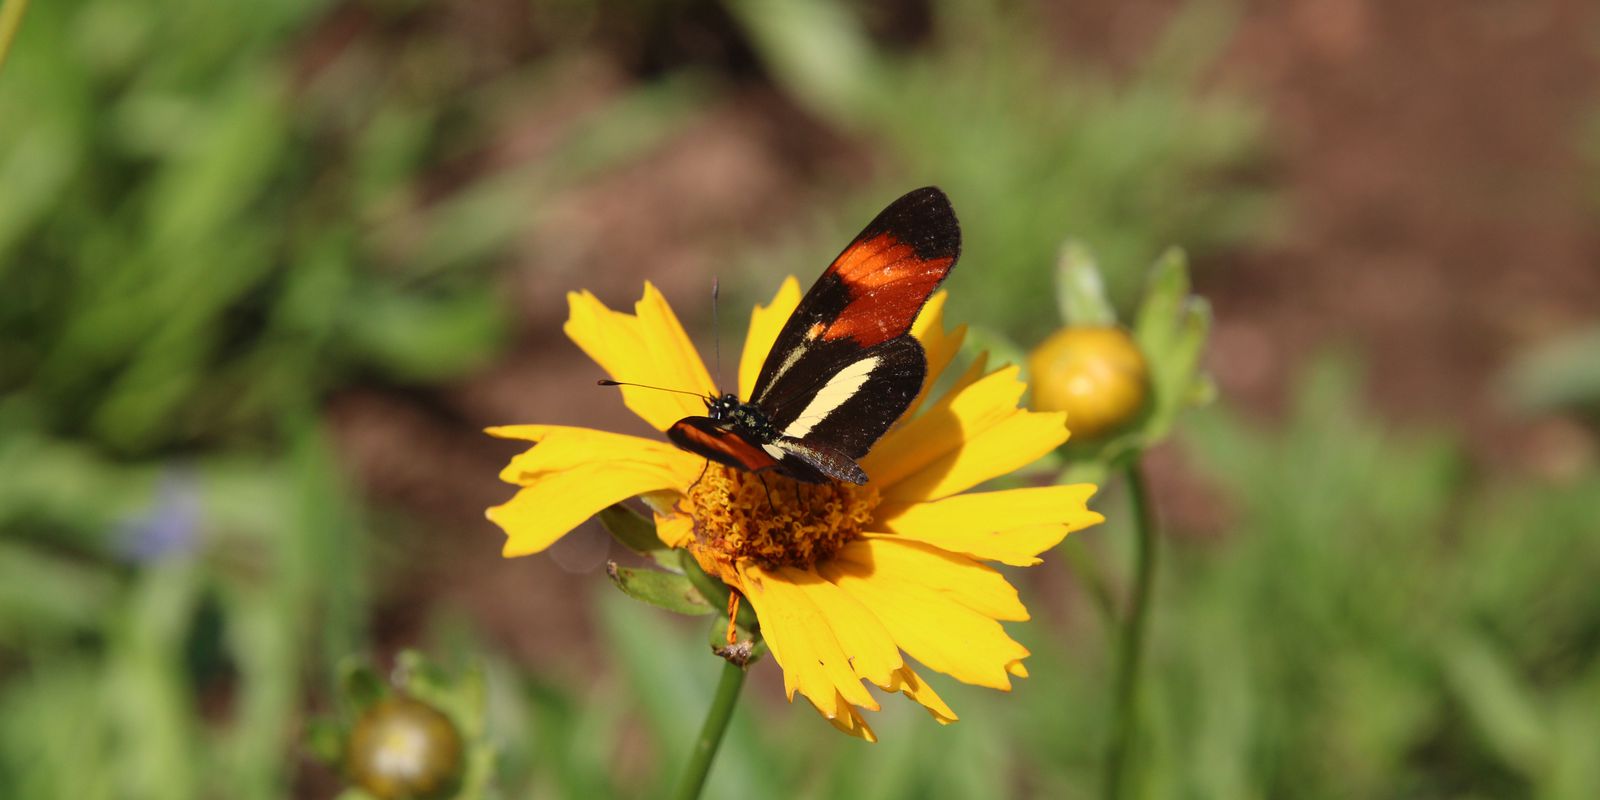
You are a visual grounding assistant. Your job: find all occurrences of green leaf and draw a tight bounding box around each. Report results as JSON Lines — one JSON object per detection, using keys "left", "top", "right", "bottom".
{"left": 724, "top": 0, "right": 878, "bottom": 123}
{"left": 606, "top": 561, "right": 715, "bottom": 616}
{"left": 1055, "top": 241, "right": 1117, "bottom": 326}
{"left": 597, "top": 504, "right": 663, "bottom": 554}
{"left": 1442, "top": 632, "right": 1548, "bottom": 777}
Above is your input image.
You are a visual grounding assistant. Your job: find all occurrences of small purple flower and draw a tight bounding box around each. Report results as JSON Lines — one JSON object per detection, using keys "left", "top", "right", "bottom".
{"left": 116, "top": 469, "right": 202, "bottom": 563}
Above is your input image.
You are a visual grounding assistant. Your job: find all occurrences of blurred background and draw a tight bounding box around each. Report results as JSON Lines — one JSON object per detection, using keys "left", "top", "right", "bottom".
{"left": 2, "top": 0, "right": 1599, "bottom": 797}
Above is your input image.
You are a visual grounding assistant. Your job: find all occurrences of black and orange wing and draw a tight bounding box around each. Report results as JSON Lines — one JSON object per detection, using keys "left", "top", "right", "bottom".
{"left": 667, "top": 417, "right": 782, "bottom": 474}
{"left": 748, "top": 187, "right": 960, "bottom": 456}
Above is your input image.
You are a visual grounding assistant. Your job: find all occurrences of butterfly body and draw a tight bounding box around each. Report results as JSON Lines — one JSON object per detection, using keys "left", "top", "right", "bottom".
{"left": 664, "top": 187, "right": 960, "bottom": 485}
{"left": 704, "top": 394, "right": 777, "bottom": 450}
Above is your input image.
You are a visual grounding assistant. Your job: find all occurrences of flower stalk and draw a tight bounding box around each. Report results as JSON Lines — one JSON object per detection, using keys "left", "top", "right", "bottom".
{"left": 672, "top": 653, "right": 751, "bottom": 800}
{"left": 0, "top": 0, "right": 29, "bottom": 77}
{"left": 1105, "top": 458, "right": 1157, "bottom": 800}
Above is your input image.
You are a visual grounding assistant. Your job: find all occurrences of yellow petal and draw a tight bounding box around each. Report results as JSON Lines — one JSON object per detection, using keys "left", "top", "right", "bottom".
{"left": 872, "top": 485, "right": 1105, "bottom": 565}
{"left": 867, "top": 525, "right": 1064, "bottom": 567}
{"left": 497, "top": 427, "right": 699, "bottom": 485}
{"left": 864, "top": 366, "right": 1069, "bottom": 501}
{"left": 884, "top": 409, "right": 1066, "bottom": 503}
{"left": 820, "top": 545, "right": 1030, "bottom": 690}
{"left": 903, "top": 292, "right": 965, "bottom": 419}
{"left": 737, "top": 276, "right": 802, "bottom": 400}
{"left": 485, "top": 424, "right": 560, "bottom": 441}
{"left": 736, "top": 564, "right": 879, "bottom": 715}
{"left": 1008, "top": 661, "right": 1028, "bottom": 678}
{"left": 634, "top": 282, "right": 718, "bottom": 398}
{"left": 823, "top": 701, "right": 878, "bottom": 742}
{"left": 836, "top": 538, "right": 1029, "bottom": 622}
{"left": 652, "top": 510, "right": 695, "bottom": 549}
{"left": 487, "top": 462, "right": 687, "bottom": 556}
{"left": 782, "top": 566, "right": 903, "bottom": 687}
{"left": 864, "top": 365, "right": 1025, "bottom": 485}
{"left": 564, "top": 285, "right": 714, "bottom": 431}
{"left": 886, "top": 667, "right": 957, "bottom": 724}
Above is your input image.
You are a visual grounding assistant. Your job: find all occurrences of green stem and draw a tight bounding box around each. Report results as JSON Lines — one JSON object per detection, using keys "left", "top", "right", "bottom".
{"left": 1060, "top": 537, "right": 1118, "bottom": 632}
{"left": 0, "top": 0, "right": 29, "bottom": 77}
{"left": 1105, "top": 458, "right": 1157, "bottom": 800}
{"left": 672, "top": 657, "right": 748, "bottom": 800}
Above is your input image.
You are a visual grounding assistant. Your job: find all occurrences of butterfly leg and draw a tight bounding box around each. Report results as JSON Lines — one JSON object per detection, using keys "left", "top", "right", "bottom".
{"left": 687, "top": 458, "right": 711, "bottom": 494}
{"left": 756, "top": 472, "right": 776, "bottom": 512}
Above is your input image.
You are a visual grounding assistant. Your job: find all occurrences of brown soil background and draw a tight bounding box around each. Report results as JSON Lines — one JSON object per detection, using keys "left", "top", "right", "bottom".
{"left": 326, "top": 0, "right": 1600, "bottom": 672}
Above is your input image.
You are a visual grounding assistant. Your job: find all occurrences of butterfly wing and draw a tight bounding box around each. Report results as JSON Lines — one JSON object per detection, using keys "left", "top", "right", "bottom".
{"left": 760, "top": 335, "right": 927, "bottom": 461}
{"left": 667, "top": 417, "right": 781, "bottom": 474}
{"left": 667, "top": 416, "right": 853, "bottom": 484}
{"left": 748, "top": 187, "right": 960, "bottom": 459}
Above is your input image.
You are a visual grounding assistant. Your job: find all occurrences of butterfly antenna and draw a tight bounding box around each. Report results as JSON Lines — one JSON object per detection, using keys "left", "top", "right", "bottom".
{"left": 597, "top": 379, "right": 708, "bottom": 399}
{"left": 711, "top": 276, "right": 723, "bottom": 390}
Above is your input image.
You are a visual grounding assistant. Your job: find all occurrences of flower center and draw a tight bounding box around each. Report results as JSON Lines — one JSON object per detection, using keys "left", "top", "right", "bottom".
{"left": 683, "top": 465, "right": 878, "bottom": 580}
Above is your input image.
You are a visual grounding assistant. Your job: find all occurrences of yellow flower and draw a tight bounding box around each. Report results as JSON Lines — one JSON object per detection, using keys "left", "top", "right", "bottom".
{"left": 486, "top": 279, "right": 1104, "bottom": 741}
{"left": 1028, "top": 326, "right": 1150, "bottom": 440}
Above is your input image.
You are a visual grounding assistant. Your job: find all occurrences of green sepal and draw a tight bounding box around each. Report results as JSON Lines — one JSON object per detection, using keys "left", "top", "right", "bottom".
{"left": 598, "top": 504, "right": 663, "bottom": 554}
{"left": 1055, "top": 241, "right": 1117, "bottom": 326}
{"left": 339, "top": 659, "right": 387, "bottom": 714}
{"left": 678, "top": 550, "right": 759, "bottom": 632}
{"left": 396, "top": 650, "right": 487, "bottom": 739}
{"left": 1134, "top": 247, "right": 1191, "bottom": 358}
{"left": 1057, "top": 458, "right": 1109, "bottom": 491}
{"left": 304, "top": 716, "right": 347, "bottom": 765}
{"left": 1138, "top": 285, "right": 1214, "bottom": 444}
{"left": 607, "top": 560, "right": 716, "bottom": 616}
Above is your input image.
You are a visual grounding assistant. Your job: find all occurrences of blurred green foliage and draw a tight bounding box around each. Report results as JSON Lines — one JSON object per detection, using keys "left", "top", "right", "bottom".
{"left": 1501, "top": 325, "right": 1600, "bottom": 418}
{"left": 434, "top": 358, "right": 1600, "bottom": 799}
{"left": 0, "top": 0, "right": 696, "bottom": 795}
{"left": 728, "top": 0, "right": 1271, "bottom": 339}
{"left": 1146, "top": 358, "right": 1600, "bottom": 798}
{"left": 4, "top": 0, "right": 508, "bottom": 455}
{"left": 2, "top": 0, "right": 1597, "bottom": 798}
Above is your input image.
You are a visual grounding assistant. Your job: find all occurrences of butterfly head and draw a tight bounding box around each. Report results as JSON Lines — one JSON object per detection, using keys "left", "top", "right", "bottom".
{"left": 705, "top": 393, "right": 776, "bottom": 441}
{"left": 705, "top": 392, "right": 740, "bottom": 419}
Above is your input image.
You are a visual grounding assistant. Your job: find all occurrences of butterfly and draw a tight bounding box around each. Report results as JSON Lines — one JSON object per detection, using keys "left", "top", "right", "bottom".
{"left": 665, "top": 186, "right": 961, "bottom": 485}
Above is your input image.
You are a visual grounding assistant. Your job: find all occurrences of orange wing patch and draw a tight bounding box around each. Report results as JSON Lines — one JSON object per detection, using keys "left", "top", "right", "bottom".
{"left": 823, "top": 233, "right": 955, "bottom": 347}
{"left": 669, "top": 419, "right": 780, "bottom": 472}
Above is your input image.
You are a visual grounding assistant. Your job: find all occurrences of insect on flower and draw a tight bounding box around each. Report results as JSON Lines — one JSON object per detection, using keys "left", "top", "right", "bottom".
{"left": 487, "top": 187, "right": 1103, "bottom": 740}
{"left": 633, "top": 187, "right": 960, "bottom": 485}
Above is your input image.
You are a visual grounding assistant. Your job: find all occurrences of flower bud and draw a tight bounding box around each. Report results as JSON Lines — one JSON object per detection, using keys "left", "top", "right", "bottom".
{"left": 346, "top": 694, "right": 463, "bottom": 800}
{"left": 1028, "top": 326, "right": 1150, "bottom": 440}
